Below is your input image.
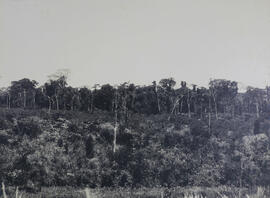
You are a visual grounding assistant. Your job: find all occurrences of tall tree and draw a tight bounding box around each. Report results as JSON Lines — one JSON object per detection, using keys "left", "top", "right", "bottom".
{"left": 245, "top": 87, "right": 266, "bottom": 118}
{"left": 79, "top": 87, "right": 91, "bottom": 112}
{"left": 209, "top": 79, "right": 238, "bottom": 119}
{"left": 113, "top": 86, "right": 119, "bottom": 154}
{"left": 152, "top": 81, "right": 161, "bottom": 113}
{"left": 46, "top": 69, "right": 69, "bottom": 111}
{"left": 10, "top": 78, "right": 38, "bottom": 108}
{"left": 159, "top": 78, "right": 176, "bottom": 113}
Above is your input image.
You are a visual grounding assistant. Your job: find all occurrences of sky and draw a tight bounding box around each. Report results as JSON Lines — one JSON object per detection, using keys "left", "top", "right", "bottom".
{"left": 0, "top": 0, "right": 270, "bottom": 90}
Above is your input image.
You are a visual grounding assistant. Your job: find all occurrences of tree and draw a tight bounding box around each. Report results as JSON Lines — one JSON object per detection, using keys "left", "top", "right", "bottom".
{"left": 126, "top": 83, "right": 137, "bottom": 112}
{"left": 134, "top": 86, "right": 157, "bottom": 114}
{"left": 177, "top": 81, "right": 188, "bottom": 114}
{"left": 93, "top": 84, "right": 114, "bottom": 112}
{"left": 113, "top": 87, "right": 119, "bottom": 154}
{"left": 46, "top": 70, "right": 69, "bottom": 111}
{"left": 209, "top": 79, "right": 238, "bottom": 119}
{"left": 10, "top": 78, "right": 38, "bottom": 108}
{"left": 209, "top": 80, "right": 219, "bottom": 119}
{"left": 79, "top": 87, "right": 91, "bottom": 112}
{"left": 152, "top": 81, "right": 161, "bottom": 113}
{"left": 186, "top": 85, "right": 197, "bottom": 118}
{"left": 244, "top": 87, "right": 266, "bottom": 118}
{"left": 196, "top": 87, "right": 209, "bottom": 119}
{"left": 0, "top": 88, "right": 11, "bottom": 109}
{"left": 159, "top": 78, "right": 176, "bottom": 113}
{"left": 64, "top": 87, "right": 80, "bottom": 111}
{"left": 90, "top": 84, "right": 100, "bottom": 113}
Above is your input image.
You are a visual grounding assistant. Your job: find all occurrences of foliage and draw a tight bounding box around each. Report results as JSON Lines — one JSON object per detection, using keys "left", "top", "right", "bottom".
{"left": 1, "top": 76, "right": 270, "bottom": 192}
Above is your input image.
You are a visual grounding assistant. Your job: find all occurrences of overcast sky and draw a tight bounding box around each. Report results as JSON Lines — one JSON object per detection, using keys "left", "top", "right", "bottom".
{"left": 1, "top": 0, "right": 270, "bottom": 89}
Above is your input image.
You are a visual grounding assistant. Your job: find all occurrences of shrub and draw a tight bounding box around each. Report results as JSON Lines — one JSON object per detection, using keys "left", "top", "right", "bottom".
{"left": 14, "top": 119, "right": 42, "bottom": 138}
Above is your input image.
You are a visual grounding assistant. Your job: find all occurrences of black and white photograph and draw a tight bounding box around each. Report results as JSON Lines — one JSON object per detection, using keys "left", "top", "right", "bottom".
{"left": 1, "top": 0, "right": 270, "bottom": 197}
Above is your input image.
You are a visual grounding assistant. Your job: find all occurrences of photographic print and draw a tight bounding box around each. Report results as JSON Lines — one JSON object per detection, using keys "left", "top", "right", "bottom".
{"left": 1, "top": 0, "right": 270, "bottom": 197}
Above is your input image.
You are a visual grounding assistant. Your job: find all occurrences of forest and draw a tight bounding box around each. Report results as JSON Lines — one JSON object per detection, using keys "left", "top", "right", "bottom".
{"left": 1, "top": 71, "right": 270, "bottom": 197}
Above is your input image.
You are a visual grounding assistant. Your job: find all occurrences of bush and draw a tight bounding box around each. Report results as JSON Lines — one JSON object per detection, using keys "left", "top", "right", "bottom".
{"left": 0, "top": 119, "right": 12, "bottom": 130}
{"left": 14, "top": 119, "right": 42, "bottom": 138}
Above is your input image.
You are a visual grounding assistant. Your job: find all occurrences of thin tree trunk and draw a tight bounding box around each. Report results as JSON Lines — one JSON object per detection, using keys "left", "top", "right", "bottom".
{"left": 193, "top": 101, "right": 197, "bottom": 116}
{"left": 239, "top": 160, "right": 243, "bottom": 198}
{"left": 87, "top": 96, "right": 91, "bottom": 112}
{"left": 32, "top": 91, "right": 36, "bottom": 109}
{"left": 15, "top": 186, "right": 19, "bottom": 198}
{"left": 214, "top": 98, "right": 218, "bottom": 120}
{"left": 71, "top": 96, "right": 75, "bottom": 111}
{"left": 153, "top": 82, "right": 160, "bottom": 113}
{"left": 8, "top": 94, "right": 10, "bottom": 109}
{"left": 90, "top": 93, "right": 94, "bottom": 113}
{"left": 113, "top": 90, "right": 118, "bottom": 154}
{"left": 48, "top": 96, "right": 52, "bottom": 113}
{"left": 188, "top": 102, "right": 191, "bottom": 118}
{"left": 2, "top": 182, "right": 7, "bottom": 198}
{"left": 157, "top": 96, "right": 161, "bottom": 113}
{"left": 180, "top": 99, "right": 183, "bottom": 114}
{"left": 187, "top": 90, "right": 191, "bottom": 118}
{"left": 63, "top": 100, "right": 66, "bottom": 111}
{"left": 122, "top": 94, "right": 128, "bottom": 124}
{"left": 256, "top": 102, "right": 259, "bottom": 118}
{"left": 131, "top": 91, "right": 136, "bottom": 111}
{"left": 23, "top": 89, "right": 26, "bottom": 108}
{"left": 6, "top": 94, "right": 10, "bottom": 109}
{"left": 200, "top": 102, "right": 203, "bottom": 119}
{"left": 168, "top": 98, "right": 179, "bottom": 121}
{"left": 208, "top": 97, "right": 211, "bottom": 135}
{"left": 55, "top": 95, "right": 59, "bottom": 111}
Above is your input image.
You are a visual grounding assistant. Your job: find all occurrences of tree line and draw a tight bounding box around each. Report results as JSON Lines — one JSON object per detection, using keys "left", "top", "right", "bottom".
{"left": 1, "top": 72, "right": 270, "bottom": 119}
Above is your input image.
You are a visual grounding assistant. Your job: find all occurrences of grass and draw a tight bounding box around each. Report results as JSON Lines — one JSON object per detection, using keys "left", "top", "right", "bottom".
{"left": 2, "top": 186, "right": 270, "bottom": 198}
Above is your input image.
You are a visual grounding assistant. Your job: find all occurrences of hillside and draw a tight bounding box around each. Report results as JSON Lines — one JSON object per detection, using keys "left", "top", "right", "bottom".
{"left": 1, "top": 108, "right": 270, "bottom": 193}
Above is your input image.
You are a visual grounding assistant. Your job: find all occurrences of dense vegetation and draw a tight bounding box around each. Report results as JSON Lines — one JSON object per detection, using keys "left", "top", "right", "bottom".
{"left": 1, "top": 71, "right": 270, "bottom": 118}
{"left": 1, "top": 72, "right": 270, "bottom": 194}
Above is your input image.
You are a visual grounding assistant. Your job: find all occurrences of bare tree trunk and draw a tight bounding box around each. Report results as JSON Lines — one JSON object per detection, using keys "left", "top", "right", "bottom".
{"left": 2, "top": 182, "right": 7, "bottom": 198}
{"left": 23, "top": 89, "right": 26, "bottom": 108}
{"left": 180, "top": 99, "right": 183, "bottom": 114}
{"left": 256, "top": 102, "right": 259, "bottom": 118}
{"left": 6, "top": 94, "right": 8, "bottom": 109}
{"left": 153, "top": 81, "right": 160, "bottom": 113}
{"left": 157, "top": 96, "right": 161, "bottom": 113}
{"left": 63, "top": 100, "right": 66, "bottom": 111}
{"left": 193, "top": 101, "right": 197, "bottom": 116}
{"left": 187, "top": 102, "right": 191, "bottom": 118}
{"left": 131, "top": 90, "right": 136, "bottom": 111}
{"left": 187, "top": 90, "right": 191, "bottom": 118}
{"left": 208, "top": 97, "right": 211, "bottom": 135}
{"left": 8, "top": 94, "right": 10, "bottom": 109}
{"left": 113, "top": 90, "right": 118, "bottom": 154}
{"left": 71, "top": 96, "right": 75, "bottom": 111}
{"left": 214, "top": 98, "right": 218, "bottom": 120}
{"left": 90, "top": 93, "right": 94, "bottom": 113}
{"left": 168, "top": 98, "right": 179, "bottom": 121}
{"left": 87, "top": 96, "right": 91, "bottom": 112}
{"left": 15, "top": 186, "right": 19, "bottom": 198}
{"left": 239, "top": 160, "right": 243, "bottom": 198}
{"left": 32, "top": 91, "right": 36, "bottom": 109}
{"left": 85, "top": 188, "right": 91, "bottom": 198}
{"left": 200, "top": 102, "right": 203, "bottom": 119}
{"left": 55, "top": 95, "right": 59, "bottom": 111}
{"left": 6, "top": 94, "right": 10, "bottom": 109}
{"left": 48, "top": 96, "right": 52, "bottom": 113}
